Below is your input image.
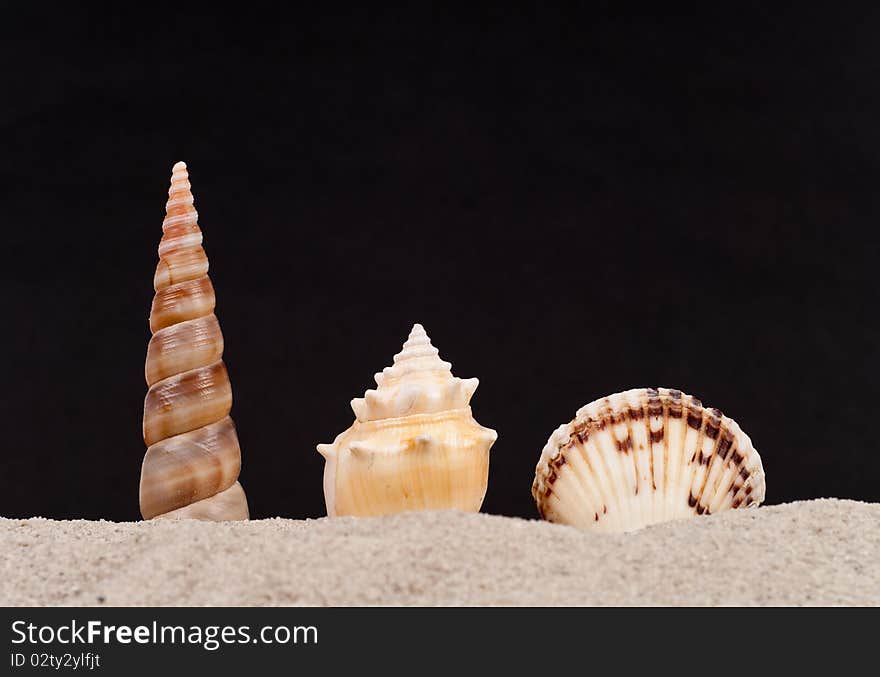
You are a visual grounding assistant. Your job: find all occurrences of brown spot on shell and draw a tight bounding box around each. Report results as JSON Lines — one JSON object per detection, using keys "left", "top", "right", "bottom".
{"left": 732, "top": 449, "right": 743, "bottom": 465}
{"left": 740, "top": 467, "right": 750, "bottom": 480}
{"left": 650, "top": 429, "right": 664, "bottom": 443}
{"left": 717, "top": 432, "right": 732, "bottom": 460}
{"left": 629, "top": 407, "right": 645, "bottom": 420}
{"left": 570, "top": 422, "right": 590, "bottom": 446}
{"left": 669, "top": 389, "right": 682, "bottom": 400}
{"left": 706, "top": 419, "right": 720, "bottom": 439}
{"left": 688, "top": 493, "right": 697, "bottom": 507}
{"left": 594, "top": 512, "right": 599, "bottom": 521}
{"left": 603, "top": 505, "right": 607, "bottom": 514}
{"left": 616, "top": 436, "right": 633, "bottom": 453}
{"left": 732, "top": 497, "right": 743, "bottom": 508}
{"left": 565, "top": 425, "right": 590, "bottom": 447}
{"left": 687, "top": 411, "right": 702, "bottom": 429}
{"left": 548, "top": 471, "right": 558, "bottom": 485}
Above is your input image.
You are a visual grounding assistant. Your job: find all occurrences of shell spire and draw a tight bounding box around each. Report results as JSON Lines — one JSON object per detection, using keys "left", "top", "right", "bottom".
{"left": 318, "top": 323, "right": 497, "bottom": 517}
{"left": 351, "top": 324, "right": 479, "bottom": 422}
{"left": 139, "top": 162, "right": 249, "bottom": 521}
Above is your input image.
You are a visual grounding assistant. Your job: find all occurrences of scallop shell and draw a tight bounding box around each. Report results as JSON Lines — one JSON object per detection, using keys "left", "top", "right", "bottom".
{"left": 317, "top": 323, "right": 498, "bottom": 517}
{"left": 532, "top": 388, "right": 765, "bottom": 532}
{"left": 139, "top": 162, "right": 249, "bottom": 521}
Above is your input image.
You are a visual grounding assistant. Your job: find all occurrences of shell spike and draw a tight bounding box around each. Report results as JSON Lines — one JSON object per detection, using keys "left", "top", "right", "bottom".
{"left": 348, "top": 443, "right": 376, "bottom": 459}
{"left": 316, "top": 443, "right": 335, "bottom": 459}
{"left": 461, "top": 377, "right": 479, "bottom": 400}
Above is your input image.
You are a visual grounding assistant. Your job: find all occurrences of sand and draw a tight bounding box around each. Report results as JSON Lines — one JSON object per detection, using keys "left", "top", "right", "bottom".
{"left": 1, "top": 499, "right": 878, "bottom": 606}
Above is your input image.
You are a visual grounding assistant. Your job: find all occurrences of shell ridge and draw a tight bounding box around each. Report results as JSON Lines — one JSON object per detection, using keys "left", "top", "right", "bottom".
{"left": 619, "top": 396, "right": 645, "bottom": 525}
{"left": 662, "top": 389, "right": 675, "bottom": 520}
{"left": 698, "top": 411, "right": 732, "bottom": 513}
{"left": 578, "top": 428, "right": 618, "bottom": 524}
{"left": 626, "top": 391, "right": 655, "bottom": 525}
{"left": 596, "top": 398, "right": 631, "bottom": 528}
{"left": 693, "top": 404, "right": 728, "bottom": 515}
{"left": 589, "top": 409, "right": 623, "bottom": 530}
{"left": 551, "top": 427, "right": 602, "bottom": 527}
{"left": 682, "top": 395, "right": 706, "bottom": 514}
{"left": 639, "top": 389, "right": 660, "bottom": 522}
{"left": 706, "top": 417, "right": 740, "bottom": 513}
{"left": 576, "top": 406, "right": 624, "bottom": 531}
{"left": 693, "top": 412, "right": 720, "bottom": 515}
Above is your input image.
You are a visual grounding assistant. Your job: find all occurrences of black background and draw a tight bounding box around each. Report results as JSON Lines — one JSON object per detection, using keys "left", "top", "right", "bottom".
{"left": 2, "top": 4, "right": 878, "bottom": 521}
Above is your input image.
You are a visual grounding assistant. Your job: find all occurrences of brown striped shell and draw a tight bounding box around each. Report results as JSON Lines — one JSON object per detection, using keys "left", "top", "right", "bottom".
{"left": 139, "top": 162, "right": 249, "bottom": 521}
{"left": 532, "top": 388, "right": 765, "bottom": 532}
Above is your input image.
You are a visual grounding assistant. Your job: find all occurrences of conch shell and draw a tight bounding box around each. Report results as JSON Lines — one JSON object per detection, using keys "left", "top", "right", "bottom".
{"left": 532, "top": 388, "right": 765, "bottom": 533}
{"left": 317, "top": 324, "right": 497, "bottom": 517}
{"left": 139, "top": 162, "right": 249, "bottom": 521}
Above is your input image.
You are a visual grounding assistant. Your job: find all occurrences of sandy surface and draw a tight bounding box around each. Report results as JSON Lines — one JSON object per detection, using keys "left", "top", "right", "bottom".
{"left": 1, "top": 499, "right": 878, "bottom": 606}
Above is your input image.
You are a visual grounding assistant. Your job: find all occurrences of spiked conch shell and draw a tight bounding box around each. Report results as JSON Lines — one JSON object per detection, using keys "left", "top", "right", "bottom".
{"left": 317, "top": 324, "right": 498, "bottom": 517}
{"left": 532, "top": 388, "right": 765, "bottom": 533}
{"left": 139, "top": 162, "right": 249, "bottom": 521}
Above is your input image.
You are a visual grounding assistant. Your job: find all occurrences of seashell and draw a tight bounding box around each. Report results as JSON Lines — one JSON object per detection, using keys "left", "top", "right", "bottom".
{"left": 317, "top": 323, "right": 498, "bottom": 517}
{"left": 139, "top": 161, "right": 249, "bottom": 521}
{"left": 532, "top": 388, "right": 765, "bottom": 533}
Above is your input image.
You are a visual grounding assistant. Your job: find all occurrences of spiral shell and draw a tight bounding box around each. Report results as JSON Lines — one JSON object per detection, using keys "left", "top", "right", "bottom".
{"left": 532, "top": 388, "right": 765, "bottom": 532}
{"left": 139, "top": 162, "right": 249, "bottom": 521}
{"left": 317, "top": 324, "right": 498, "bottom": 517}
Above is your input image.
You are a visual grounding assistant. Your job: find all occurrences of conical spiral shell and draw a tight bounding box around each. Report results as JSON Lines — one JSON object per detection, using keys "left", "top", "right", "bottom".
{"left": 317, "top": 324, "right": 497, "bottom": 517}
{"left": 139, "top": 162, "right": 249, "bottom": 521}
{"left": 532, "top": 388, "right": 765, "bottom": 533}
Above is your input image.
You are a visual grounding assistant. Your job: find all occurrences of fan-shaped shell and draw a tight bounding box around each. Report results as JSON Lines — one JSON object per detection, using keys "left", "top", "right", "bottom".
{"left": 532, "top": 388, "right": 765, "bottom": 532}
{"left": 139, "top": 162, "right": 248, "bottom": 521}
{"left": 317, "top": 324, "right": 497, "bottom": 517}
